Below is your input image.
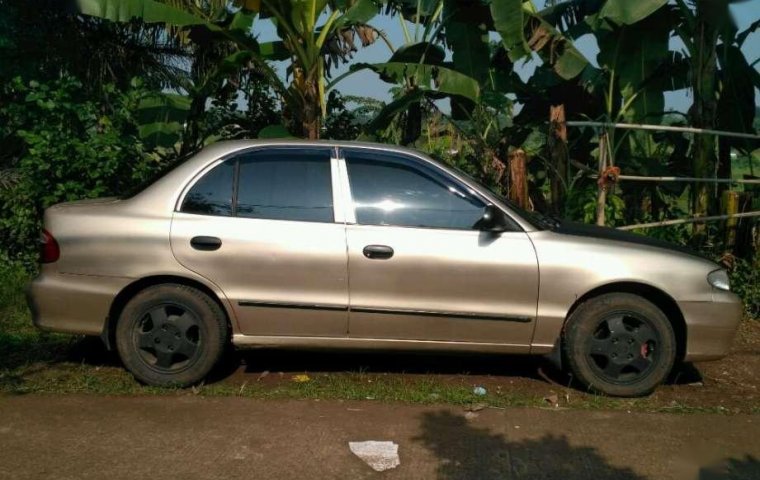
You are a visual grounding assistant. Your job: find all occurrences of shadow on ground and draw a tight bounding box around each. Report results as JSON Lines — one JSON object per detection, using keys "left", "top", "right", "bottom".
{"left": 0, "top": 334, "right": 117, "bottom": 371}
{"left": 415, "top": 410, "right": 644, "bottom": 479}
{"left": 414, "top": 410, "right": 760, "bottom": 479}
{"left": 0, "top": 335, "right": 120, "bottom": 391}
{"left": 233, "top": 348, "right": 702, "bottom": 388}
{"left": 0, "top": 331, "right": 704, "bottom": 392}
{"left": 700, "top": 456, "right": 760, "bottom": 480}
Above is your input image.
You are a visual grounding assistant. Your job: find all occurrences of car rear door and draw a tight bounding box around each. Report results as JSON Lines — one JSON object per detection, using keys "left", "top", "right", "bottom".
{"left": 170, "top": 145, "right": 349, "bottom": 337}
{"left": 340, "top": 147, "right": 539, "bottom": 349}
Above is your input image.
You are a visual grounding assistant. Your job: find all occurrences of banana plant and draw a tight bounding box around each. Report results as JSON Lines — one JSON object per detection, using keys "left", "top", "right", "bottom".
{"left": 249, "top": 0, "right": 380, "bottom": 138}
{"left": 329, "top": 0, "right": 489, "bottom": 144}
{"left": 78, "top": 0, "right": 280, "bottom": 150}
{"left": 331, "top": 0, "right": 594, "bottom": 144}
{"left": 78, "top": 0, "right": 382, "bottom": 139}
{"left": 672, "top": 0, "right": 759, "bottom": 229}
{"left": 491, "top": 0, "right": 589, "bottom": 80}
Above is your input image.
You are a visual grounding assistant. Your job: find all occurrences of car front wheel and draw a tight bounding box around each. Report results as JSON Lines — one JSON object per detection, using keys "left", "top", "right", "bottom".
{"left": 115, "top": 284, "right": 229, "bottom": 387}
{"left": 563, "top": 293, "right": 676, "bottom": 397}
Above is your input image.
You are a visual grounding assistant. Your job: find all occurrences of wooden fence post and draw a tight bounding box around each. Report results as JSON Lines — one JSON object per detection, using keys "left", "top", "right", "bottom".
{"left": 549, "top": 105, "right": 568, "bottom": 216}
{"left": 595, "top": 133, "right": 609, "bottom": 226}
{"left": 509, "top": 148, "right": 529, "bottom": 209}
{"left": 722, "top": 190, "right": 739, "bottom": 252}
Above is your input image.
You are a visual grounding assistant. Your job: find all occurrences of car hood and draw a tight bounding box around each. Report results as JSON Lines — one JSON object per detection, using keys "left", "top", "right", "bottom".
{"left": 552, "top": 221, "right": 712, "bottom": 262}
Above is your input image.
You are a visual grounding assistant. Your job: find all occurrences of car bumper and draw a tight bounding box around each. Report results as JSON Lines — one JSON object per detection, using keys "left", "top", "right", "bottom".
{"left": 679, "top": 290, "right": 743, "bottom": 362}
{"left": 26, "top": 266, "right": 131, "bottom": 336}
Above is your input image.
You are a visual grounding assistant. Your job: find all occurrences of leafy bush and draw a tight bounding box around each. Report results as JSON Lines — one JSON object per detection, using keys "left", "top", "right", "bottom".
{"left": 323, "top": 91, "right": 362, "bottom": 140}
{"left": 729, "top": 253, "right": 760, "bottom": 319}
{"left": 0, "top": 259, "right": 31, "bottom": 335}
{"left": 0, "top": 76, "right": 160, "bottom": 266}
{"left": 565, "top": 183, "right": 626, "bottom": 226}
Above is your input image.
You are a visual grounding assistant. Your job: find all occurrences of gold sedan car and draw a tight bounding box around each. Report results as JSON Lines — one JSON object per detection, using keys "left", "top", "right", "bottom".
{"left": 27, "top": 140, "right": 742, "bottom": 396}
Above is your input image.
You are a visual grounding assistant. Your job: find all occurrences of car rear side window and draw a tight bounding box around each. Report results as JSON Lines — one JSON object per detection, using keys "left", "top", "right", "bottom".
{"left": 344, "top": 149, "right": 485, "bottom": 229}
{"left": 181, "top": 161, "right": 235, "bottom": 216}
{"left": 236, "top": 149, "right": 333, "bottom": 223}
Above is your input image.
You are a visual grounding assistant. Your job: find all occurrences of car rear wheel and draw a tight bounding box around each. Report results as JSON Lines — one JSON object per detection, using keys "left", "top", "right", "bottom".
{"left": 563, "top": 293, "right": 676, "bottom": 397}
{"left": 116, "top": 284, "right": 228, "bottom": 387}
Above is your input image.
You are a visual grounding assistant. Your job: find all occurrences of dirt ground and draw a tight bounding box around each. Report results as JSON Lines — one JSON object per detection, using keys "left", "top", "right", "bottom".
{"left": 2, "top": 318, "right": 759, "bottom": 479}
{"left": 1, "top": 395, "right": 758, "bottom": 480}
{"left": 3, "top": 319, "right": 759, "bottom": 414}
{"left": 216, "top": 319, "right": 760, "bottom": 413}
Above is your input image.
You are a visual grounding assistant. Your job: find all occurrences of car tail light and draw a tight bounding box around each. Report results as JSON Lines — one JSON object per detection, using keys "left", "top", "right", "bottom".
{"left": 40, "top": 229, "right": 60, "bottom": 263}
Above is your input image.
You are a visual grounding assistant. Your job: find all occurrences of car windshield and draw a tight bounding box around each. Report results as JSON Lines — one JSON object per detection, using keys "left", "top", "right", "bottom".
{"left": 429, "top": 154, "right": 559, "bottom": 231}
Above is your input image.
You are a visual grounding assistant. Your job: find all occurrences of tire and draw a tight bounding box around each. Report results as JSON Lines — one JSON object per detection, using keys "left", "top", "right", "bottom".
{"left": 563, "top": 293, "right": 676, "bottom": 397}
{"left": 115, "top": 284, "right": 228, "bottom": 387}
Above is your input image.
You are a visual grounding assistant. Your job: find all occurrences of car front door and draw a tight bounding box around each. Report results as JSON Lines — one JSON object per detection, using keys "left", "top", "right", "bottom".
{"left": 170, "top": 146, "right": 349, "bottom": 337}
{"left": 340, "top": 147, "right": 539, "bottom": 349}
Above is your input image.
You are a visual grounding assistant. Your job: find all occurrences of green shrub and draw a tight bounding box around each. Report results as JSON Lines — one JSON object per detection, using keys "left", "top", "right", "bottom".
{"left": 565, "top": 183, "right": 626, "bottom": 226}
{"left": 0, "top": 259, "right": 31, "bottom": 335}
{"left": 0, "top": 76, "right": 159, "bottom": 266}
{"left": 729, "top": 254, "right": 760, "bottom": 319}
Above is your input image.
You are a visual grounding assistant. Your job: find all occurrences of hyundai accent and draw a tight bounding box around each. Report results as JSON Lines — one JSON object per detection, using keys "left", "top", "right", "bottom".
{"left": 27, "top": 140, "right": 742, "bottom": 397}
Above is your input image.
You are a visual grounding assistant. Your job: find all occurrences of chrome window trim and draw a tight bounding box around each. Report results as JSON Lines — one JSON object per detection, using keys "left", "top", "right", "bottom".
{"left": 336, "top": 153, "right": 356, "bottom": 224}
{"left": 329, "top": 154, "right": 345, "bottom": 224}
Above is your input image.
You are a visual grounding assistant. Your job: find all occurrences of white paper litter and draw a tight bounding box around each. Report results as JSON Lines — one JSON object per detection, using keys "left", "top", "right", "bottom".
{"left": 348, "top": 441, "right": 400, "bottom": 472}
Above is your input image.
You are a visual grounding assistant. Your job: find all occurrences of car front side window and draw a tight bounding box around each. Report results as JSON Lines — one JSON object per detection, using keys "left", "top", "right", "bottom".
{"left": 236, "top": 149, "right": 333, "bottom": 223}
{"left": 344, "top": 149, "right": 486, "bottom": 230}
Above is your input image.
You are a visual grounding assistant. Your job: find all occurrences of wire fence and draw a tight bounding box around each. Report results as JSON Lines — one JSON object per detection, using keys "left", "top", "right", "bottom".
{"left": 564, "top": 121, "right": 759, "bottom": 232}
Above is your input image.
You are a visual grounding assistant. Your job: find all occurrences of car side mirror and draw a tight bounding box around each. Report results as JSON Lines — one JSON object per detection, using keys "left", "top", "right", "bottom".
{"left": 474, "top": 204, "right": 510, "bottom": 232}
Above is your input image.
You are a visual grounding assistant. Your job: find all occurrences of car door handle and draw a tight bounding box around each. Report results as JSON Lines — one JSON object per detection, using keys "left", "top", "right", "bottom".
{"left": 363, "top": 245, "right": 394, "bottom": 260}
{"left": 190, "top": 236, "right": 222, "bottom": 251}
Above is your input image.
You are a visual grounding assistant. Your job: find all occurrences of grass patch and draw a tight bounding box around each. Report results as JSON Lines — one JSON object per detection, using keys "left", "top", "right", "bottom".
{"left": 0, "top": 263, "right": 73, "bottom": 374}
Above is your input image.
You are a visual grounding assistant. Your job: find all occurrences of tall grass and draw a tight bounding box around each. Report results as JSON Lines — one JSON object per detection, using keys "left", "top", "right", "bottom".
{"left": 0, "top": 262, "right": 71, "bottom": 373}
{"left": 0, "top": 262, "right": 32, "bottom": 336}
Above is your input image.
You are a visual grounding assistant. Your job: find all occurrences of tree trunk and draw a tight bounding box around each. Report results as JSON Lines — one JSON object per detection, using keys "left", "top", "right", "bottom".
{"left": 302, "top": 94, "right": 320, "bottom": 140}
{"left": 595, "top": 133, "right": 609, "bottom": 226}
{"left": 402, "top": 101, "right": 422, "bottom": 146}
{"left": 717, "top": 136, "right": 731, "bottom": 198}
{"left": 689, "top": 0, "right": 720, "bottom": 240}
{"left": 180, "top": 94, "right": 208, "bottom": 157}
{"left": 302, "top": 117, "right": 319, "bottom": 140}
{"left": 549, "top": 104, "right": 568, "bottom": 217}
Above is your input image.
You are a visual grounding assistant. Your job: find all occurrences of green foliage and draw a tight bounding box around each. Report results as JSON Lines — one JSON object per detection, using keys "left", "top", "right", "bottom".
{"left": 0, "top": 77, "right": 159, "bottom": 265}
{"left": 565, "top": 183, "right": 626, "bottom": 226}
{"left": 78, "top": 0, "right": 217, "bottom": 26}
{"left": 323, "top": 91, "right": 362, "bottom": 140}
{"left": 0, "top": 0, "right": 757, "bottom": 275}
{"left": 490, "top": 0, "right": 588, "bottom": 79}
{"left": 596, "top": 8, "right": 672, "bottom": 123}
{"left": 200, "top": 72, "right": 282, "bottom": 142}
{"left": 134, "top": 87, "right": 192, "bottom": 149}
{"left": 599, "top": 0, "right": 668, "bottom": 26}
{"left": 386, "top": 63, "right": 480, "bottom": 100}
{"left": 420, "top": 130, "right": 479, "bottom": 175}
{"left": 0, "top": 260, "right": 30, "bottom": 332}
{"left": 729, "top": 254, "right": 760, "bottom": 319}
{"left": 1, "top": 1, "right": 191, "bottom": 93}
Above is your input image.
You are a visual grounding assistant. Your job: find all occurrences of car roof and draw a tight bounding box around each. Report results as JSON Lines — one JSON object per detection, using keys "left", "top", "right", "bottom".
{"left": 206, "top": 138, "right": 426, "bottom": 159}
